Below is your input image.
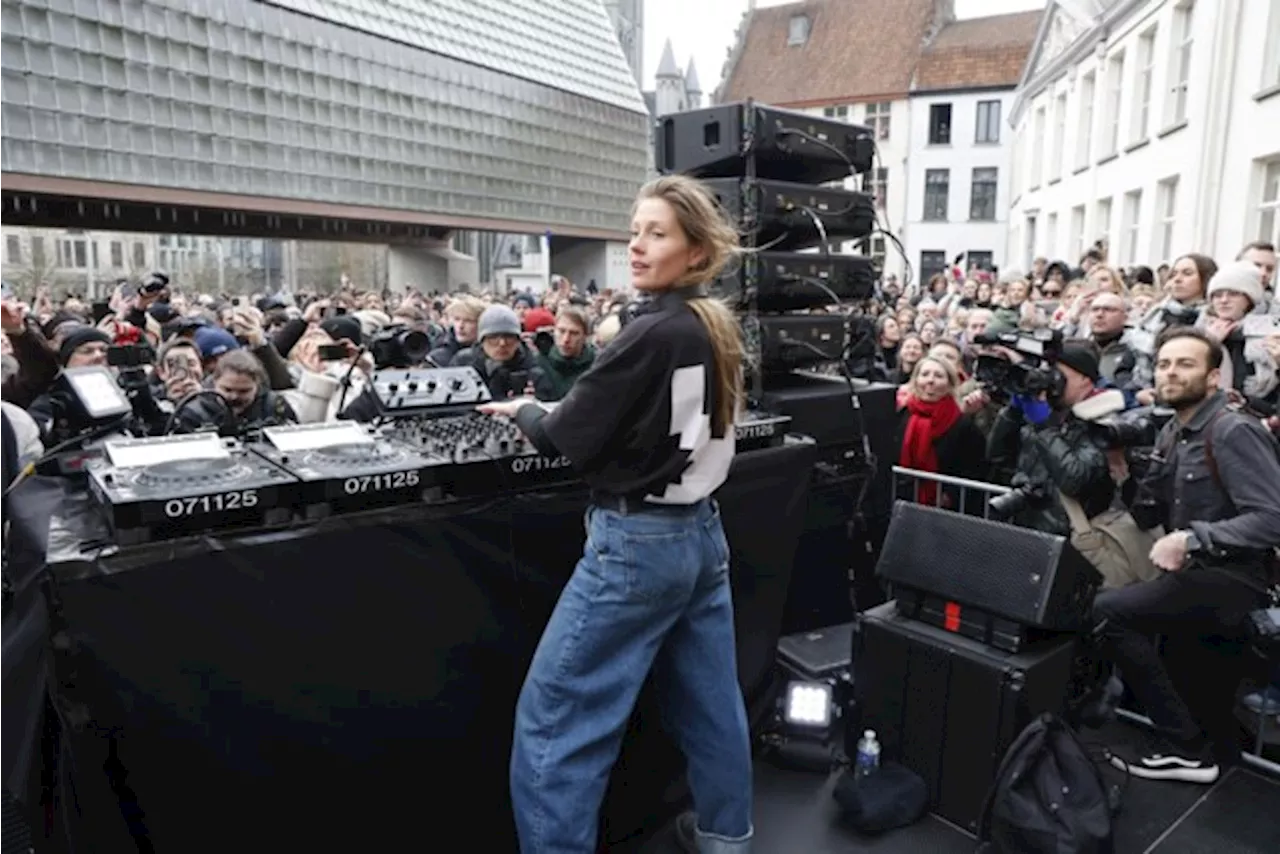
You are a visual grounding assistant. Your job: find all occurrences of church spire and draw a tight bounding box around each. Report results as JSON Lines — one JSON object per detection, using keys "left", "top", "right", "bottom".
{"left": 656, "top": 38, "right": 680, "bottom": 79}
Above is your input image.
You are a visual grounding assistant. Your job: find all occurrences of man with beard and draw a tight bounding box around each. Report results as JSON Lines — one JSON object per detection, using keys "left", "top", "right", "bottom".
{"left": 1096, "top": 327, "right": 1280, "bottom": 783}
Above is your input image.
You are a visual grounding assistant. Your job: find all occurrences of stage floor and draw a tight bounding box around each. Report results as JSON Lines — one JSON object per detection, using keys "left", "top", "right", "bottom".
{"left": 635, "top": 722, "right": 1280, "bottom": 853}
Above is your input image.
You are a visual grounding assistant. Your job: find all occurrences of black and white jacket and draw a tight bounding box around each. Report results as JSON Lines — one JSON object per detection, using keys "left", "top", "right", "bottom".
{"left": 514, "top": 290, "right": 734, "bottom": 503}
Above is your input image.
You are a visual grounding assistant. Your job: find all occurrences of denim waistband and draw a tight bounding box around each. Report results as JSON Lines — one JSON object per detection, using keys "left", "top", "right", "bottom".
{"left": 590, "top": 492, "right": 709, "bottom": 516}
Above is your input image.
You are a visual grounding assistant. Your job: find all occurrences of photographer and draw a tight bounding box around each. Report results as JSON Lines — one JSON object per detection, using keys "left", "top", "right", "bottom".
{"left": 1098, "top": 327, "right": 1280, "bottom": 784}
{"left": 172, "top": 350, "right": 297, "bottom": 434}
{"left": 986, "top": 341, "right": 1114, "bottom": 536}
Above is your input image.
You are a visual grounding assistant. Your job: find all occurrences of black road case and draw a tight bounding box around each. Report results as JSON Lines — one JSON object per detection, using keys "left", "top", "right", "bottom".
{"left": 851, "top": 602, "right": 1079, "bottom": 833}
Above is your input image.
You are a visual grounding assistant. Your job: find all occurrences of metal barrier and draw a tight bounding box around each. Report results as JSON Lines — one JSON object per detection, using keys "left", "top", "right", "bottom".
{"left": 891, "top": 465, "right": 1011, "bottom": 520}
{"left": 891, "top": 466, "right": 1280, "bottom": 778}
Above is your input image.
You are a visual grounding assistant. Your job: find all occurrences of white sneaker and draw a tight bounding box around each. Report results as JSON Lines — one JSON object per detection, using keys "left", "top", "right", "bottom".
{"left": 1109, "top": 747, "right": 1220, "bottom": 784}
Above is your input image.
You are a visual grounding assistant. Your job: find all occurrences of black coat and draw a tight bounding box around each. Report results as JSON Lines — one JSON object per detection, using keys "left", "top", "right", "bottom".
{"left": 892, "top": 406, "right": 989, "bottom": 513}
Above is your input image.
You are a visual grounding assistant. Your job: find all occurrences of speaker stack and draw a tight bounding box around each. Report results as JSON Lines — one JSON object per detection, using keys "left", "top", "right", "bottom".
{"left": 655, "top": 101, "right": 889, "bottom": 471}
{"left": 851, "top": 502, "right": 1103, "bottom": 833}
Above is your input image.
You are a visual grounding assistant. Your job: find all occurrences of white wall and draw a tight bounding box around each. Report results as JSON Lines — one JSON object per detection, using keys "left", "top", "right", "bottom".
{"left": 904, "top": 88, "right": 1017, "bottom": 279}
{"left": 1009, "top": 0, "right": 1280, "bottom": 271}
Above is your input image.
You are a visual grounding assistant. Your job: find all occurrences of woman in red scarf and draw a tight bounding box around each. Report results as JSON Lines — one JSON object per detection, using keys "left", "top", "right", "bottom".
{"left": 896, "top": 355, "right": 987, "bottom": 508}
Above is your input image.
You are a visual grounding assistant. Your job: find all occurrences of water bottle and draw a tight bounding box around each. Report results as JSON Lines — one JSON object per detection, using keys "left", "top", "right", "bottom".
{"left": 854, "top": 729, "right": 880, "bottom": 779}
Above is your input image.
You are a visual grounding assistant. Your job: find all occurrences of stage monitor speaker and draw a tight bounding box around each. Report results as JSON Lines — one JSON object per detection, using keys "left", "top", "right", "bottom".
{"left": 714, "top": 251, "right": 876, "bottom": 312}
{"left": 852, "top": 602, "right": 1077, "bottom": 834}
{"left": 875, "top": 503, "right": 1100, "bottom": 631}
{"left": 745, "top": 314, "right": 847, "bottom": 373}
{"left": 655, "top": 102, "right": 875, "bottom": 184}
{"left": 702, "top": 178, "right": 876, "bottom": 252}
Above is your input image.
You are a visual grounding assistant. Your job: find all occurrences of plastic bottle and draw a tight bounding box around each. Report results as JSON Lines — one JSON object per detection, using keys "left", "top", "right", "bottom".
{"left": 854, "top": 729, "right": 880, "bottom": 779}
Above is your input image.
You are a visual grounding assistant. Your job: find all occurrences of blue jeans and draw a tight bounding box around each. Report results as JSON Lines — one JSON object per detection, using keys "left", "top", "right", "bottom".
{"left": 511, "top": 499, "right": 754, "bottom": 854}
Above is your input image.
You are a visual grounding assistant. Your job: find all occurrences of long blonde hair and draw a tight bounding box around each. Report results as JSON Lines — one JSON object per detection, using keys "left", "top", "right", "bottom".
{"left": 634, "top": 175, "right": 743, "bottom": 436}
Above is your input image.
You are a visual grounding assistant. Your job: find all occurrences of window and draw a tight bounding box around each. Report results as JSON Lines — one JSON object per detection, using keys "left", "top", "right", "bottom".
{"left": 1070, "top": 205, "right": 1087, "bottom": 257}
{"left": 132, "top": 241, "right": 146, "bottom": 268}
{"left": 1031, "top": 107, "right": 1046, "bottom": 187}
{"left": 1076, "top": 72, "right": 1095, "bottom": 169}
{"left": 1096, "top": 197, "right": 1113, "bottom": 247}
{"left": 110, "top": 241, "right": 124, "bottom": 268}
{"left": 1050, "top": 93, "right": 1066, "bottom": 181}
{"left": 1154, "top": 176, "right": 1179, "bottom": 261}
{"left": 31, "top": 237, "right": 46, "bottom": 269}
{"left": 1132, "top": 26, "right": 1157, "bottom": 142}
{"left": 856, "top": 234, "right": 887, "bottom": 269}
{"left": 928, "top": 103, "right": 952, "bottom": 145}
{"left": 923, "top": 169, "right": 950, "bottom": 221}
{"left": 1265, "top": 4, "right": 1280, "bottom": 90}
{"left": 1103, "top": 50, "right": 1125, "bottom": 157}
{"left": 1256, "top": 159, "right": 1280, "bottom": 245}
{"left": 788, "top": 15, "right": 810, "bottom": 46}
{"left": 867, "top": 167, "right": 888, "bottom": 208}
{"left": 1046, "top": 212, "right": 1059, "bottom": 258}
{"left": 1122, "top": 189, "right": 1143, "bottom": 264}
{"left": 1025, "top": 215, "right": 1038, "bottom": 268}
{"left": 822, "top": 105, "right": 849, "bottom": 120}
{"left": 970, "top": 168, "right": 998, "bottom": 221}
{"left": 1166, "top": 1, "right": 1194, "bottom": 127}
{"left": 966, "top": 251, "right": 994, "bottom": 272}
{"left": 975, "top": 100, "right": 1001, "bottom": 143}
{"left": 920, "top": 251, "right": 947, "bottom": 283}
{"left": 865, "top": 102, "right": 891, "bottom": 141}
{"left": 58, "top": 238, "right": 88, "bottom": 269}
{"left": 5, "top": 235, "right": 20, "bottom": 265}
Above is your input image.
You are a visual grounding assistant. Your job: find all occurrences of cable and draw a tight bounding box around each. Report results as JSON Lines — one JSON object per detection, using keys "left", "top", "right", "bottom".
{"left": 3, "top": 415, "right": 132, "bottom": 497}
{"left": 797, "top": 207, "right": 830, "bottom": 253}
{"left": 335, "top": 345, "right": 368, "bottom": 417}
{"left": 783, "top": 273, "right": 844, "bottom": 309}
{"left": 775, "top": 127, "right": 856, "bottom": 177}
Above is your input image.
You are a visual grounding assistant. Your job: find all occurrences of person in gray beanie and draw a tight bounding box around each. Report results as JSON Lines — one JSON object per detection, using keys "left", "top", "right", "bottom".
{"left": 1198, "top": 262, "right": 1278, "bottom": 410}
{"left": 450, "top": 304, "right": 553, "bottom": 400}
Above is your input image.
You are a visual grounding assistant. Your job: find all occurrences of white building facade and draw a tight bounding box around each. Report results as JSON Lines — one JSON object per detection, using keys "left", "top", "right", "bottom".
{"left": 905, "top": 89, "right": 1019, "bottom": 281}
{"left": 1008, "top": 0, "right": 1280, "bottom": 271}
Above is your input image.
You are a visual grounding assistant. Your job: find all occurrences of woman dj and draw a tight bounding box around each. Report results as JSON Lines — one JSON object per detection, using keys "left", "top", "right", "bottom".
{"left": 477, "top": 175, "right": 753, "bottom": 854}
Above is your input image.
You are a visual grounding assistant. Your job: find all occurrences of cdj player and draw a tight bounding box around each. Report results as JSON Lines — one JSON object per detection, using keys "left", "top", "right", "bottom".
{"left": 249, "top": 422, "right": 437, "bottom": 516}
{"left": 85, "top": 433, "right": 301, "bottom": 545}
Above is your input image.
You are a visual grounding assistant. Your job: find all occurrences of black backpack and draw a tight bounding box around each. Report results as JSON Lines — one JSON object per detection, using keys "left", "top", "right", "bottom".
{"left": 976, "top": 713, "right": 1116, "bottom": 854}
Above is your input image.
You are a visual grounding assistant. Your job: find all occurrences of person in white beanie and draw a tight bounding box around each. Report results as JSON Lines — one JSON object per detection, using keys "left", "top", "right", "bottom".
{"left": 1197, "top": 262, "right": 1277, "bottom": 409}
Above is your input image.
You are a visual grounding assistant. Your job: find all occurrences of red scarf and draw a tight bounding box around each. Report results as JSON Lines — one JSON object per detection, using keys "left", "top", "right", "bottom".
{"left": 899, "top": 393, "right": 962, "bottom": 506}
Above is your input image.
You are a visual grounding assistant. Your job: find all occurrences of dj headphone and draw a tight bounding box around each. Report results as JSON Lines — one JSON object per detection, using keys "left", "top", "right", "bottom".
{"left": 618, "top": 282, "right": 712, "bottom": 329}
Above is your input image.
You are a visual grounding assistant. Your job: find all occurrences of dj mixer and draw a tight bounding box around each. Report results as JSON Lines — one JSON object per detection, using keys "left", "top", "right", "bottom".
{"left": 81, "top": 368, "right": 798, "bottom": 545}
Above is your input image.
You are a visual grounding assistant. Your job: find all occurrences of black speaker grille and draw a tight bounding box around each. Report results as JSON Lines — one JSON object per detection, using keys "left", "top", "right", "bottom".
{"left": 876, "top": 502, "right": 1095, "bottom": 629}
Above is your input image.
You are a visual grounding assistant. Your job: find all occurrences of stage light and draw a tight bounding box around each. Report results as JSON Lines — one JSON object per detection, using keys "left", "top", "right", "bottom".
{"left": 783, "top": 680, "right": 833, "bottom": 729}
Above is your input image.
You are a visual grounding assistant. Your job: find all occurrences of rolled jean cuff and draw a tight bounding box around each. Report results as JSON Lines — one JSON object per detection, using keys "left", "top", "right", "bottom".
{"left": 696, "top": 824, "right": 753, "bottom": 854}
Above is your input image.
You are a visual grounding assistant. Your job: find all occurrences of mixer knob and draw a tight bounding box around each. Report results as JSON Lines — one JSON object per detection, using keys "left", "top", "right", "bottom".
{"left": 408, "top": 382, "right": 418, "bottom": 393}
{"left": 450, "top": 379, "right": 462, "bottom": 390}
{"left": 388, "top": 383, "right": 399, "bottom": 393}
{"left": 427, "top": 380, "right": 437, "bottom": 392}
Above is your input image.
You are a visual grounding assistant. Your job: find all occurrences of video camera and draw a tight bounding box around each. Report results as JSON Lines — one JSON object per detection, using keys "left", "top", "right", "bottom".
{"left": 971, "top": 328, "right": 1064, "bottom": 401}
{"left": 369, "top": 324, "right": 430, "bottom": 369}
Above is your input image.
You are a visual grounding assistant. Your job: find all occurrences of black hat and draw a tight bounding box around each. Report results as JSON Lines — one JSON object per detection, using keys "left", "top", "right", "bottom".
{"left": 320, "top": 315, "right": 363, "bottom": 346}
{"left": 58, "top": 326, "right": 112, "bottom": 366}
{"left": 1058, "top": 342, "right": 1100, "bottom": 382}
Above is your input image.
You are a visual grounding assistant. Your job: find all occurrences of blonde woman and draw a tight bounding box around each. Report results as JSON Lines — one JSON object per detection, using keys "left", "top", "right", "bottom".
{"left": 478, "top": 176, "right": 753, "bottom": 854}
{"left": 895, "top": 355, "right": 987, "bottom": 508}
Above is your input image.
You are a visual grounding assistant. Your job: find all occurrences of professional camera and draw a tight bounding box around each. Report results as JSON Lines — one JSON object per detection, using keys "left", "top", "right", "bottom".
{"left": 988, "top": 482, "right": 1046, "bottom": 520}
{"left": 369, "top": 323, "right": 430, "bottom": 369}
{"left": 1088, "top": 405, "right": 1173, "bottom": 449}
{"left": 107, "top": 343, "right": 154, "bottom": 371}
{"left": 139, "top": 271, "right": 170, "bottom": 295}
{"left": 971, "top": 328, "right": 1064, "bottom": 401}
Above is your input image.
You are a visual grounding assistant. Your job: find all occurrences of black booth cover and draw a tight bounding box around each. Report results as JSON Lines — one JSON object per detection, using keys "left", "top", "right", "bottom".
{"left": 26, "top": 441, "right": 816, "bottom": 852}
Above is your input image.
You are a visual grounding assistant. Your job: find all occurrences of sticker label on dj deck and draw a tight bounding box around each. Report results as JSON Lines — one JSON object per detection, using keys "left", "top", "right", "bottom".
{"left": 509, "top": 454, "right": 572, "bottom": 475}
{"left": 735, "top": 422, "right": 777, "bottom": 440}
{"left": 162, "top": 489, "right": 260, "bottom": 518}
{"left": 340, "top": 470, "right": 421, "bottom": 494}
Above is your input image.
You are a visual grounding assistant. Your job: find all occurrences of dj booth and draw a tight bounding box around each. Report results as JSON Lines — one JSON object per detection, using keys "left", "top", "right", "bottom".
{"left": 19, "top": 440, "right": 818, "bottom": 852}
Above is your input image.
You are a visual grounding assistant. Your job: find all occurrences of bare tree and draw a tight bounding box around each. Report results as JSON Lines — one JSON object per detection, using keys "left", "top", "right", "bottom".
{"left": 6, "top": 240, "right": 60, "bottom": 301}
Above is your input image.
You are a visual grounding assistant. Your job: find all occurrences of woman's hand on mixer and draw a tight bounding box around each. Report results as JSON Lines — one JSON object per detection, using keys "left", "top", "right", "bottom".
{"left": 477, "top": 399, "right": 528, "bottom": 419}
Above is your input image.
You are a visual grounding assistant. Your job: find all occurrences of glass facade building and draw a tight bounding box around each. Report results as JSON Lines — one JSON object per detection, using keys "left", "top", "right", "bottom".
{"left": 0, "top": 0, "right": 649, "bottom": 236}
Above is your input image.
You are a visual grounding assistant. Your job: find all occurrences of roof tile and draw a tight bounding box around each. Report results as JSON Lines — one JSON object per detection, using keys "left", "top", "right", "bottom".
{"left": 913, "top": 10, "right": 1042, "bottom": 91}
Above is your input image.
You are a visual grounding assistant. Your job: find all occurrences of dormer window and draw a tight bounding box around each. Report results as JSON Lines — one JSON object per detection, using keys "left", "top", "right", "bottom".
{"left": 788, "top": 14, "right": 810, "bottom": 46}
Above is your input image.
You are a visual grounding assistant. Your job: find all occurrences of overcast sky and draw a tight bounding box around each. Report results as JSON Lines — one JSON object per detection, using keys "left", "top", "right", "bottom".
{"left": 640, "top": 0, "right": 1047, "bottom": 93}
